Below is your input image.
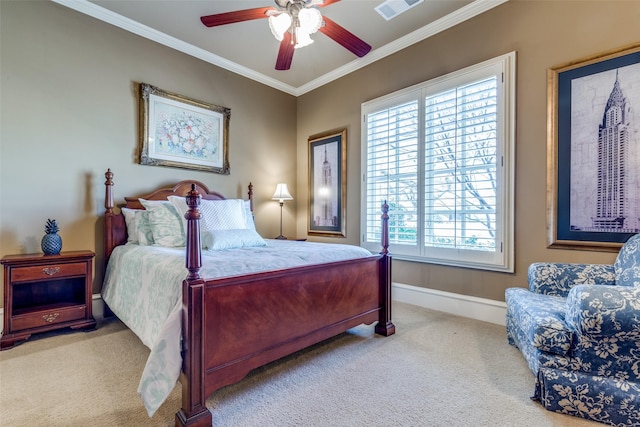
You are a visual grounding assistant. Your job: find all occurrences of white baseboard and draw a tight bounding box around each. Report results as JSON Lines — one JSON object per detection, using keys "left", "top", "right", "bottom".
{"left": 392, "top": 282, "right": 506, "bottom": 326}
{"left": 92, "top": 293, "right": 106, "bottom": 319}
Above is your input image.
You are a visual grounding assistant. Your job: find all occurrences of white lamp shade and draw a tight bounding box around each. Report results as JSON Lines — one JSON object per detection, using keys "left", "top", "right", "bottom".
{"left": 272, "top": 183, "right": 293, "bottom": 201}
{"left": 298, "top": 8, "right": 322, "bottom": 34}
{"left": 294, "top": 27, "right": 314, "bottom": 49}
{"left": 268, "top": 13, "right": 292, "bottom": 41}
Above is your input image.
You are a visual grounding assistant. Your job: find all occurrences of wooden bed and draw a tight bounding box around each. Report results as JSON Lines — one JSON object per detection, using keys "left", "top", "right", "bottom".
{"left": 102, "top": 169, "right": 395, "bottom": 426}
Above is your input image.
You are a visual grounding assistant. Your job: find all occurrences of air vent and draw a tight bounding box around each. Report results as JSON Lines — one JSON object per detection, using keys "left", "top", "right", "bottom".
{"left": 375, "top": 0, "right": 424, "bottom": 21}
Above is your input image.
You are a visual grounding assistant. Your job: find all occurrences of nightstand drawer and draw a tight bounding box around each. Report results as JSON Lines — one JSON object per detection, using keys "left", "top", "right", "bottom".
{"left": 10, "top": 262, "right": 87, "bottom": 283}
{"left": 11, "top": 304, "right": 86, "bottom": 330}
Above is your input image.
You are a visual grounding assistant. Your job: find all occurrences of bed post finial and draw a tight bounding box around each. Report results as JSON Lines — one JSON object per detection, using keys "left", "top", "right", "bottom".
{"left": 380, "top": 200, "right": 389, "bottom": 255}
{"left": 185, "top": 184, "right": 202, "bottom": 280}
{"left": 105, "top": 169, "right": 114, "bottom": 214}
{"left": 248, "top": 182, "right": 254, "bottom": 213}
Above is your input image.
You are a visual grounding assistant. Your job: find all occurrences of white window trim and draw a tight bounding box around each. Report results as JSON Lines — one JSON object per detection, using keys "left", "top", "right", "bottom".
{"left": 361, "top": 51, "right": 516, "bottom": 272}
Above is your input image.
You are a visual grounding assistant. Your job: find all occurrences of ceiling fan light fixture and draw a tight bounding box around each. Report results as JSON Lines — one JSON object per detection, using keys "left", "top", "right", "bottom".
{"left": 298, "top": 8, "right": 322, "bottom": 35}
{"left": 293, "top": 27, "right": 314, "bottom": 48}
{"left": 268, "top": 13, "right": 292, "bottom": 41}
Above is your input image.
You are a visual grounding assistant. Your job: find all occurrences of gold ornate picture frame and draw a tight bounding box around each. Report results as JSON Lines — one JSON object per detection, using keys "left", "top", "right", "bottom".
{"left": 308, "top": 129, "right": 347, "bottom": 237}
{"left": 547, "top": 44, "right": 640, "bottom": 251}
{"left": 138, "top": 83, "right": 230, "bottom": 174}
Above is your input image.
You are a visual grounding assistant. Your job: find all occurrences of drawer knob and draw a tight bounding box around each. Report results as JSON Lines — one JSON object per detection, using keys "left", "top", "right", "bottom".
{"left": 43, "top": 313, "right": 59, "bottom": 323}
{"left": 42, "top": 267, "right": 61, "bottom": 276}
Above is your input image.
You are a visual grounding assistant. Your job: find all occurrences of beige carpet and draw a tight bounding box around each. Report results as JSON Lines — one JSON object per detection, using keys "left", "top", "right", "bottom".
{"left": 0, "top": 302, "right": 599, "bottom": 426}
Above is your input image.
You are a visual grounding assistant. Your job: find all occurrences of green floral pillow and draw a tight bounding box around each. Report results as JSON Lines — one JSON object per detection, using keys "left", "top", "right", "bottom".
{"left": 137, "top": 211, "right": 155, "bottom": 246}
{"left": 140, "top": 199, "right": 185, "bottom": 247}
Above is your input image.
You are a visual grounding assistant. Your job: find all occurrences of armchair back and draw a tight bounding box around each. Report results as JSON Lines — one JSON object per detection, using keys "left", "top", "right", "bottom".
{"left": 613, "top": 233, "right": 640, "bottom": 286}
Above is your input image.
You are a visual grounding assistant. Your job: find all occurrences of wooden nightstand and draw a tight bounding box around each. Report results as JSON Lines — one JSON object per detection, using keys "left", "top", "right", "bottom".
{"left": 0, "top": 251, "right": 96, "bottom": 350}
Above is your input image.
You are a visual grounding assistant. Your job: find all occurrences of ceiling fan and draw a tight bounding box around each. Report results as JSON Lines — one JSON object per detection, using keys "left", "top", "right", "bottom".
{"left": 200, "top": 0, "right": 372, "bottom": 71}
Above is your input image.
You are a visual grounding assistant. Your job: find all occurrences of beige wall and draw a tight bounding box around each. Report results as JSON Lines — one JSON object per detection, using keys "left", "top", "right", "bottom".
{"left": 0, "top": 1, "right": 297, "bottom": 298}
{"left": 296, "top": 0, "right": 640, "bottom": 301}
{"left": 1, "top": 1, "right": 638, "bottom": 306}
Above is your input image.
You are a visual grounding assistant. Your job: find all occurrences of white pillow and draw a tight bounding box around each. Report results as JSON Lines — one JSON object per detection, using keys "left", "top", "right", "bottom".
{"left": 244, "top": 200, "right": 256, "bottom": 231}
{"left": 168, "top": 196, "right": 247, "bottom": 233}
{"left": 202, "top": 228, "right": 267, "bottom": 250}
{"left": 140, "top": 199, "right": 185, "bottom": 247}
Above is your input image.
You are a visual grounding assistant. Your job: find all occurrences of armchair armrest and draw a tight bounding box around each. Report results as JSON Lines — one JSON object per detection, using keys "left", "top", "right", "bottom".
{"left": 528, "top": 262, "right": 615, "bottom": 297}
{"left": 566, "top": 285, "right": 640, "bottom": 338}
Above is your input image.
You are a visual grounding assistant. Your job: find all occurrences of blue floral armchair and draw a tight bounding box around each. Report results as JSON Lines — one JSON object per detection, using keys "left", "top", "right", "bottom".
{"left": 506, "top": 234, "right": 640, "bottom": 426}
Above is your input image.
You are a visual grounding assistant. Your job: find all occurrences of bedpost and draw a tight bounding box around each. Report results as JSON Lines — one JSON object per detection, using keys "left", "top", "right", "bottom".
{"left": 248, "top": 182, "right": 254, "bottom": 213}
{"left": 105, "top": 169, "right": 114, "bottom": 214}
{"left": 176, "top": 184, "right": 211, "bottom": 427}
{"left": 375, "top": 200, "right": 395, "bottom": 337}
{"left": 184, "top": 184, "right": 202, "bottom": 280}
{"left": 104, "top": 169, "right": 116, "bottom": 263}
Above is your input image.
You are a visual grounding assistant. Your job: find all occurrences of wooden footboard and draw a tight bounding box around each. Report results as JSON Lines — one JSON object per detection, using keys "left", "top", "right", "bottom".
{"left": 176, "top": 185, "right": 394, "bottom": 427}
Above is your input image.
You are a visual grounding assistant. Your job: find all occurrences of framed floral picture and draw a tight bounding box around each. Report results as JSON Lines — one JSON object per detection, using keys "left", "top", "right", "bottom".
{"left": 138, "top": 83, "right": 230, "bottom": 174}
{"left": 547, "top": 44, "right": 640, "bottom": 251}
{"left": 308, "top": 129, "right": 347, "bottom": 237}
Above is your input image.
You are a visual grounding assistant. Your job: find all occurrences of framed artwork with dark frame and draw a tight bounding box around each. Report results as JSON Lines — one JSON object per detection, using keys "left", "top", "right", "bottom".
{"left": 138, "top": 82, "right": 230, "bottom": 174}
{"left": 547, "top": 44, "right": 640, "bottom": 251}
{"left": 308, "top": 129, "right": 347, "bottom": 237}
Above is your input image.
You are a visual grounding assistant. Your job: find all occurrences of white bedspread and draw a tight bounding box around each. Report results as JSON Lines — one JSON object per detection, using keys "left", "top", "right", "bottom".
{"left": 101, "top": 240, "right": 373, "bottom": 416}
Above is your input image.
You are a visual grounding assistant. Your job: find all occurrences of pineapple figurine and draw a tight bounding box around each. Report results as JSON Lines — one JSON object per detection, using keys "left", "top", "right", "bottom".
{"left": 41, "top": 219, "right": 62, "bottom": 255}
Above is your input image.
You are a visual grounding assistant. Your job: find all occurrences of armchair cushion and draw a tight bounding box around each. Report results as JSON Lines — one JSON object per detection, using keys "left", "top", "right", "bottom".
{"left": 566, "top": 285, "right": 640, "bottom": 339}
{"left": 505, "top": 288, "right": 573, "bottom": 355}
{"left": 527, "top": 262, "right": 615, "bottom": 297}
{"left": 616, "top": 266, "right": 640, "bottom": 287}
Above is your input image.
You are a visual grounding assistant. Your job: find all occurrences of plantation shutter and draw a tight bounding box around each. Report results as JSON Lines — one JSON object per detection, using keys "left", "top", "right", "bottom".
{"left": 423, "top": 76, "right": 498, "bottom": 251}
{"left": 364, "top": 99, "right": 419, "bottom": 249}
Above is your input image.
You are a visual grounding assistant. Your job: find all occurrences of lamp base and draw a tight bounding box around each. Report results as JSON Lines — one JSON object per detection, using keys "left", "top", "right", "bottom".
{"left": 275, "top": 235, "right": 288, "bottom": 240}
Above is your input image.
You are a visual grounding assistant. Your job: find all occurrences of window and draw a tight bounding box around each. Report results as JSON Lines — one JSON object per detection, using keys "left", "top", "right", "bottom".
{"left": 361, "top": 52, "right": 515, "bottom": 272}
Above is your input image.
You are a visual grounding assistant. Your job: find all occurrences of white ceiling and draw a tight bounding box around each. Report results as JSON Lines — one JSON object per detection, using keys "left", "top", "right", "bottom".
{"left": 53, "top": 0, "right": 508, "bottom": 96}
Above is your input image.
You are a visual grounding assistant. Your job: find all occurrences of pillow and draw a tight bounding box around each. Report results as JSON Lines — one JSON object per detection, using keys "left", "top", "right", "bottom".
{"left": 202, "top": 228, "right": 267, "bottom": 250}
{"left": 121, "top": 207, "right": 154, "bottom": 245}
{"left": 244, "top": 200, "right": 256, "bottom": 231}
{"left": 140, "top": 199, "right": 185, "bottom": 247}
{"left": 121, "top": 207, "right": 141, "bottom": 244}
{"left": 168, "top": 196, "right": 247, "bottom": 233}
{"left": 136, "top": 211, "right": 155, "bottom": 246}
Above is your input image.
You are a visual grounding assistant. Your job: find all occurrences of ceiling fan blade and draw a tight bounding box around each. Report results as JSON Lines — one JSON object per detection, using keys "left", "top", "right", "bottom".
{"left": 308, "top": 0, "right": 341, "bottom": 7}
{"left": 200, "top": 7, "right": 274, "bottom": 27}
{"left": 275, "top": 32, "right": 295, "bottom": 70}
{"left": 319, "top": 17, "right": 372, "bottom": 57}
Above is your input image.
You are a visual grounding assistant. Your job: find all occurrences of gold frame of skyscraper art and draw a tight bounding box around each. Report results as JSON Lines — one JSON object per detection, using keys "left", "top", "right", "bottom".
{"left": 547, "top": 43, "right": 640, "bottom": 251}
{"left": 308, "top": 129, "right": 347, "bottom": 237}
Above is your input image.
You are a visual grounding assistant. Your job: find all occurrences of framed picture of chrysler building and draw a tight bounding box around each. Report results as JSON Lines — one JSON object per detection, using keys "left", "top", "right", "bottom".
{"left": 308, "top": 129, "right": 347, "bottom": 237}
{"left": 547, "top": 43, "right": 640, "bottom": 251}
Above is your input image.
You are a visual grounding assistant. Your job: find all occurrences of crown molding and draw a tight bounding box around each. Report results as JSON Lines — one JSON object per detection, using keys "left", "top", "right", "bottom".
{"left": 51, "top": 0, "right": 300, "bottom": 95}
{"left": 297, "top": 0, "right": 509, "bottom": 95}
{"left": 52, "top": 0, "right": 509, "bottom": 97}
